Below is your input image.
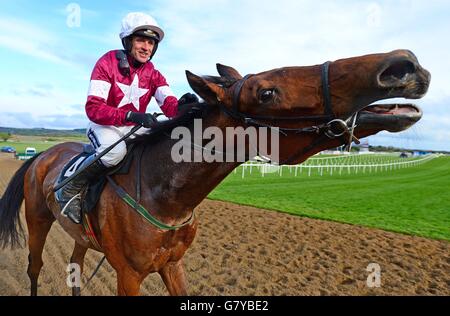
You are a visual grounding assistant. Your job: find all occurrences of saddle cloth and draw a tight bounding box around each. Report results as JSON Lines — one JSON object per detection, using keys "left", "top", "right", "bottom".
{"left": 55, "top": 143, "right": 136, "bottom": 213}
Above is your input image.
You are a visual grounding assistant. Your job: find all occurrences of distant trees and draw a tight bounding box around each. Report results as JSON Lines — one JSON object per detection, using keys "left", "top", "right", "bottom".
{"left": 0, "top": 132, "right": 12, "bottom": 142}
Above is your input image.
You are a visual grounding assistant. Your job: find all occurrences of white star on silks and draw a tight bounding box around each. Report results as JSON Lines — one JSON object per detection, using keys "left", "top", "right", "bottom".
{"left": 116, "top": 74, "right": 149, "bottom": 110}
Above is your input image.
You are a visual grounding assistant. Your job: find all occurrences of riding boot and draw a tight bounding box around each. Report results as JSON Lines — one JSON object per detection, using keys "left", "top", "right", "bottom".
{"left": 55, "top": 154, "right": 108, "bottom": 224}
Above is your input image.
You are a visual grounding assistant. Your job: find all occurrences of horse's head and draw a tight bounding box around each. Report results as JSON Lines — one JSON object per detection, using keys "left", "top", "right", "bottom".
{"left": 186, "top": 49, "right": 430, "bottom": 164}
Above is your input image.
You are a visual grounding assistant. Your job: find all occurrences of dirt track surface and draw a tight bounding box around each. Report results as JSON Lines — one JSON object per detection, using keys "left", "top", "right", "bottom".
{"left": 0, "top": 153, "right": 449, "bottom": 296}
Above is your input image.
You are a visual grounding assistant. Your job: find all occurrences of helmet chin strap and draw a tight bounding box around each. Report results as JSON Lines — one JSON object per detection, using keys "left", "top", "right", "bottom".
{"left": 148, "top": 41, "right": 158, "bottom": 60}
{"left": 131, "top": 58, "right": 144, "bottom": 68}
{"left": 116, "top": 50, "right": 131, "bottom": 77}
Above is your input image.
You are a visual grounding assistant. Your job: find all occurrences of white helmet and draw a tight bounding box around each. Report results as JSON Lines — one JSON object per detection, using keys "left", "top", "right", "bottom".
{"left": 119, "top": 12, "right": 165, "bottom": 43}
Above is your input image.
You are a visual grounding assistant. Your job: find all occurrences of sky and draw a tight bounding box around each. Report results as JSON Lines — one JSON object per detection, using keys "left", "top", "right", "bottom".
{"left": 0, "top": 0, "right": 449, "bottom": 151}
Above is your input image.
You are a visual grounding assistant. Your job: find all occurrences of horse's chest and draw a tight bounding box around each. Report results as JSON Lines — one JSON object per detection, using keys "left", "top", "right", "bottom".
{"left": 122, "top": 223, "right": 198, "bottom": 271}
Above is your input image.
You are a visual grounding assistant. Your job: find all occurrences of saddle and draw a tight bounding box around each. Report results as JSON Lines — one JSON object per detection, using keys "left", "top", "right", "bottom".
{"left": 55, "top": 143, "right": 138, "bottom": 214}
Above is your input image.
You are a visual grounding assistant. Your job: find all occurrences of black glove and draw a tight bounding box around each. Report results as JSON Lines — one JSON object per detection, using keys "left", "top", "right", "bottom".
{"left": 178, "top": 93, "right": 199, "bottom": 107}
{"left": 178, "top": 93, "right": 201, "bottom": 116}
{"left": 125, "top": 111, "right": 158, "bottom": 128}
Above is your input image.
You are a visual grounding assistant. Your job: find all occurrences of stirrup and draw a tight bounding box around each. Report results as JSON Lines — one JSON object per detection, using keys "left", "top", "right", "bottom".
{"left": 60, "top": 193, "right": 82, "bottom": 224}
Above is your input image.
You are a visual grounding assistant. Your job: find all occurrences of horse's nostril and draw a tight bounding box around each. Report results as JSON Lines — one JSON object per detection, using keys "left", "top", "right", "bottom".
{"left": 380, "top": 60, "right": 416, "bottom": 83}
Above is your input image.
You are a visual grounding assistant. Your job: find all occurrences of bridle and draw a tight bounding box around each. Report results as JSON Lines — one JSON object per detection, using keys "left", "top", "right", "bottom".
{"left": 217, "top": 61, "right": 360, "bottom": 165}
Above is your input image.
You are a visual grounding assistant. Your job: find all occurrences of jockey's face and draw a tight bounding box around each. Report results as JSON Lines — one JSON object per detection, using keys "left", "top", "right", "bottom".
{"left": 130, "top": 36, "right": 156, "bottom": 63}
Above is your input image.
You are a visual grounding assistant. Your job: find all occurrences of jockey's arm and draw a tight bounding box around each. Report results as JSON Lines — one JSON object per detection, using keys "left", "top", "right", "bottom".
{"left": 153, "top": 70, "right": 178, "bottom": 118}
{"left": 86, "top": 92, "right": 129, "bottom": 126}
{"left": 85, "top": 54, "right": 129, "bottom": 126}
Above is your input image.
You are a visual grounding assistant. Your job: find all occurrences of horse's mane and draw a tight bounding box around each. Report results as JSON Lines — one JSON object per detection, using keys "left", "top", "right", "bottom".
{"left": 128, "top": 75, "right": 237, "bottom": 146}
{"left": 128, "top": 101, "right": 211, "bottom": 146}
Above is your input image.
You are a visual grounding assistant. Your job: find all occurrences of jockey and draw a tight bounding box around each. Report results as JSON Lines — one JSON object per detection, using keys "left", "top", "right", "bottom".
{"left": 56, "top": 12, "right": 197, "bottom": 224}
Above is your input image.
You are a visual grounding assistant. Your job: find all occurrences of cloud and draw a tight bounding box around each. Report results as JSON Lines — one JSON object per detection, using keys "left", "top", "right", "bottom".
{"left": 0, "top": 0, "right": 449, "bottom": 151}
{"left": 368, "top": 100, "right": 450, "bottom": 151}
{"left": 72, "top": 32, "right": 117, "bottom": 48}
{"left": 0, "top": 84, "right": 87, "bottom": 122}
{"left": 69, "top": 104, "right": 85, "bottom": 111}
{"left": 55, "top": 4, "right": 100, "bottom": 19}
{"left": 149, "top": 0, "right": 449, "bottom": 107}
{"left": 146, "top": 0, "right": 450, "bottom": 151}
{"left": 0, "top": 112, "right": 88, "bottom": 130}
{"left": 0, "top": 16, "right": 102, "bottom": 71}
{"left": 0, "top": 17, "right": 72, "bottom": 66}
{"left": 11, "top": 83, "right": 55, "bottom": 98}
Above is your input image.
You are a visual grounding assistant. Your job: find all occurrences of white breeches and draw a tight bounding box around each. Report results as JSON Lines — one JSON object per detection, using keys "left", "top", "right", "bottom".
{"left": 86, "top": 122, "right": 151, "bottom": 167}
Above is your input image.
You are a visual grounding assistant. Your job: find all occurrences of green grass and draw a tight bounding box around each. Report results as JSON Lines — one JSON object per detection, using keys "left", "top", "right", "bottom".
{"left": 0, "top": 135, "right": 87, "bottom": 154}
{"left": 0, "top": 141, "right": 57, "bottom": 153}
{"left": 209, "top": 156, "right": 450, "bottom": 241}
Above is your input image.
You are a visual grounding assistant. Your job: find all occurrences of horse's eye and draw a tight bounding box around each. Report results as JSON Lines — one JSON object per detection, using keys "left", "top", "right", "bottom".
{"left": 259, "top": 89, "right": 276, "bottom": 104}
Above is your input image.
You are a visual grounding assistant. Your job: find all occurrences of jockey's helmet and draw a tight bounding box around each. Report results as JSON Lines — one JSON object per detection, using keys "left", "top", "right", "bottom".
{"left": 119, "top": 12, "right": 165, "bottom": 59}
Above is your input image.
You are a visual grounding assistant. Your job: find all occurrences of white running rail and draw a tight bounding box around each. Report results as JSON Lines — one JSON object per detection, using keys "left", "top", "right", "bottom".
{"left": 234, "top": 154, "right": 439, "bottom": 178}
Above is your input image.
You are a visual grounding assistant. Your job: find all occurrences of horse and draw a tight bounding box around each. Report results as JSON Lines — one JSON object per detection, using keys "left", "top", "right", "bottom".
{"left": 0, "top": 49, "right": 430, "bottom": 295}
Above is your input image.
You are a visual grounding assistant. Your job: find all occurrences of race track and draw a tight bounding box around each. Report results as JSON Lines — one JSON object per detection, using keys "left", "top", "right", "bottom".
{"left": 0, "top": 153, "right": 448, "bottom": 295}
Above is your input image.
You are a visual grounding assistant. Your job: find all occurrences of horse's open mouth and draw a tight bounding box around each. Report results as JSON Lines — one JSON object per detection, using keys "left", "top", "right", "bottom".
{"left": 362, "top": 103, "right": 421, "bottom": 116}
{"left": 357, "top": 103, "right": 422, "bottom": 132}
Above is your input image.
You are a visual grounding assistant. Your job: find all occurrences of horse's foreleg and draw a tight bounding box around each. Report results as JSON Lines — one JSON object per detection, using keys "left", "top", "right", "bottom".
{"left": 26, "top": 215, "right": 54, "bottom": 296}
{"left": 116, "top": 267, "right": 142, "bottom": 296}
{"left": 159, "top": 260, "right": 188, "bottom": 296}
{"left": 69, "top": 242, "right": 88, "bottom": 296}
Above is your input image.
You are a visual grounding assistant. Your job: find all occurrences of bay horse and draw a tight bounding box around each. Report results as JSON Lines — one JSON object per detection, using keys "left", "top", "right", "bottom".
{"left": 0, "top": 49, "right": 430, "bottom": 295}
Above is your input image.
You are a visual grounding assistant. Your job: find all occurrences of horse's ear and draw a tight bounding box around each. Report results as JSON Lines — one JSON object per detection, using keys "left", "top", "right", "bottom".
{"left": 186, "top": 70, "right": 226, "bottom": 104}
{"left": 216, "top": 63, "right": 243, "bottom": 80}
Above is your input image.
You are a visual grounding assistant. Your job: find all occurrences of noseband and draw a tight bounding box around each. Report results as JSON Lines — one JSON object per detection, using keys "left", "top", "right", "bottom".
{"left": 217, "top": 62, "right": 360, "bottom": 164}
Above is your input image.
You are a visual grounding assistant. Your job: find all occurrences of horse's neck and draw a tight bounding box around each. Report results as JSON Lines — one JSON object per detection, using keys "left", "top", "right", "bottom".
{"left": 140, "top": 111, "right": 242, "bottom": 217}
